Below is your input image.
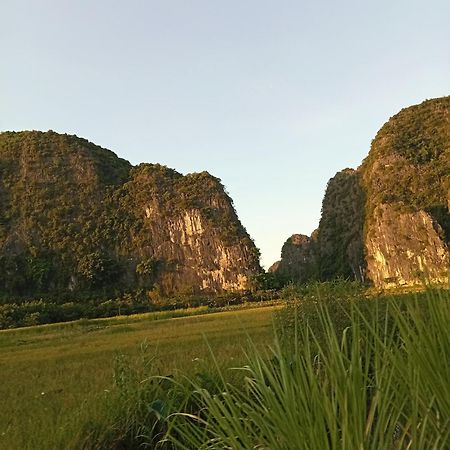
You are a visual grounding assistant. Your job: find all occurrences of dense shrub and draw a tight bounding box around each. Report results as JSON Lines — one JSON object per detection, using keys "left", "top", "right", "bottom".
{"left": 277, "top": 279, "right": 370, "bottom": 344}
{"left": 0, "top": 289, "right": 280, "bottom": 329}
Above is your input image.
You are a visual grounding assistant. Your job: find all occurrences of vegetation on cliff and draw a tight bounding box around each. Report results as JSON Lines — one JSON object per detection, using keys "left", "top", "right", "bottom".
{"left": 316, "top": 169, "right": 366, "bottom": 281}
{"left": 0, "top": 131, "right": 260, "bottom": 304}
{"left": 362, "top": 96, "right": 450, "bottom": 223}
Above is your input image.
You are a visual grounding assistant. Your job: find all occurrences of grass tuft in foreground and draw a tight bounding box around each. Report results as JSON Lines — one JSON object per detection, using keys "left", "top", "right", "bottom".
{"left": 166, "top": 289, "right": 450, "bottom": 449}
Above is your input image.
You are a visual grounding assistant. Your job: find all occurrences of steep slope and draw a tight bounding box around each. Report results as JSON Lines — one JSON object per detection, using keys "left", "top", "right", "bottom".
{"left": 273, "top": 96, "right": 450, "bottom": 288}
{"left": 0, "top": 131, "right": 260, "bottom": 298}
{"left": 315, "top": 169, "right": 366, "bottom": 281}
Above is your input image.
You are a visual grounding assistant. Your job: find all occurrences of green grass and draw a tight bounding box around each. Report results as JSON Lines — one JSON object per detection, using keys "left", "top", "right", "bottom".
{"left": 169, "top": 289, "right": 450, "bottom": 449}
{"left": 0, "top": 305, "right": 280, "bottom": 450}
{"left": 2, "top": 287, "right": 449, "bottom": 449}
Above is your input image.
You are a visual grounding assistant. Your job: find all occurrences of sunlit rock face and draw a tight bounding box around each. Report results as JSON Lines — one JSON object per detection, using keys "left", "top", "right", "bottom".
{"left": 273, "top": 96, "right": 450, "bottom": 288}
{"left": 126, "top": 167, "right": 261, "bottom": 293}
{"left": 0, "top": 131, "right": 261, "bottom": 298}
{"left": 365, "top": 205, "right": 449, "bottom": 287}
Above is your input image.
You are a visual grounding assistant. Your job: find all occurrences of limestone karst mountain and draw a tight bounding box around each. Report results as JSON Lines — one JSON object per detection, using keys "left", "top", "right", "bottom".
{"left": 273, "top": 96, "right": 450, "bottom": 288}
{"left": 0, "top": 131, "right": 261, "bottom": 299}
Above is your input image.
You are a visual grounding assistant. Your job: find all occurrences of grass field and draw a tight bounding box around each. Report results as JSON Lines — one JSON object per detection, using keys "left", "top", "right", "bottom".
{"left": 0, "top": 304, "right": 280, "bottom": 450}
{"left": 2, "top": 287, "right": 449, "bottom": 449}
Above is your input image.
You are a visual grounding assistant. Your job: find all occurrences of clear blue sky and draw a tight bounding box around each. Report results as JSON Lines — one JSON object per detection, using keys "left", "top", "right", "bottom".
{"left": 1, "top": 0, "right": 449, "bottom": 268}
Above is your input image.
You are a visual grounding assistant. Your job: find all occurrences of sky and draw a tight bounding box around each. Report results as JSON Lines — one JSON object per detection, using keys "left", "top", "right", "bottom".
{"left": 1, "top": 0, "right": 449, "bottom": 268}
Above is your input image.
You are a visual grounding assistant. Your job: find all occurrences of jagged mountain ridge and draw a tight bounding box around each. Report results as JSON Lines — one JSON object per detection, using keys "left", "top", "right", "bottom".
{"left": 273, "top": 96, "right": 450, "bottom": 288}
{"left": 0, "top": 131, "right": 261, "bottom": 298}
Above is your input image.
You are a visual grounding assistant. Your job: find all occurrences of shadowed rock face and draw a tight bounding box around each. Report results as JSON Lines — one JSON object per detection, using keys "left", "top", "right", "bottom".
{"left": 273, "top": 96, "right": 450, "bottom": 288}
{"left": 270, "top": 234, "right": 318, "bottom": 283}
{"left": 0, "top": 131, "right": 261, "bottom": 298}
{"left": 316, "top": 169, "right": 366, "bottom": 282}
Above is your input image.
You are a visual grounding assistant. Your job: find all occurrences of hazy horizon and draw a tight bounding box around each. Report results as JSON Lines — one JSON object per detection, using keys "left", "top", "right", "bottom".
{"left": 2, "top": 0, "right": 449, "bottom": 268}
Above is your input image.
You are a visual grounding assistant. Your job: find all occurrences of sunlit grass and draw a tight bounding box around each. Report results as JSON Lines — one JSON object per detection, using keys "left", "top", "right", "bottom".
{"left": 2, "top": 288, "right": 449, "bottom": 449}
{"left": 0, "top": 306, "right": 278, "bottom": 449}
{"left": 168, "top": 290, "right": 450, "bottom": 449}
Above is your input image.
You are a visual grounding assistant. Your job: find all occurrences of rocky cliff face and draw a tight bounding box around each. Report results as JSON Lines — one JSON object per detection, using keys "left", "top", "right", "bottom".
{"left": 273, "top": 96, "right": 450, "bottom": 288}
{"left": 364, "top": 205, "right": 448, "bottom": 287}
{"left": 315, "top": 169, "right": 366, "bottom": 282}
{"left": 269, "top": 233, "right": 318, "bottom": 283}
{"left": 122, "top": 164, "right": 260, "bottom": 293}
{"left": 0, "top": 131, "right": 260, "bottom": 298}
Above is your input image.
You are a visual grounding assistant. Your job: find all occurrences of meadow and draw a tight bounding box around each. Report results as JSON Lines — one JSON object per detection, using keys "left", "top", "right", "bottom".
{"left": 1, "top": 285, "right": 449, "bottom": 449}
{"left": 0, "top": 304, "right": 280, "bottom": 449}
